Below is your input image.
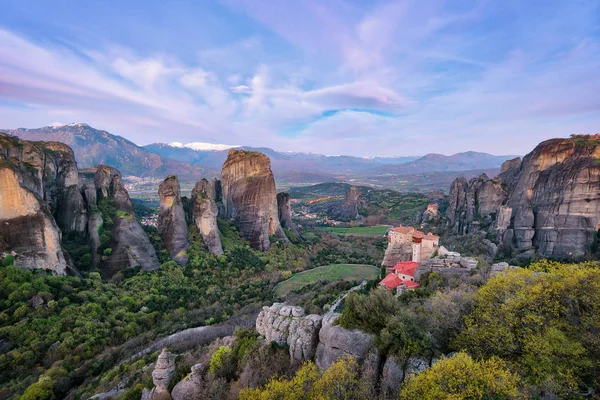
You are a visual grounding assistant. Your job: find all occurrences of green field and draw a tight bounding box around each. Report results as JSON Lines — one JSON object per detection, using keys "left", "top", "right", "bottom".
{"left": 274, "top": 264, "right": 380, "bottom": 297}
{"left": 316, "top": 225, "right": 390, "bottom": 237}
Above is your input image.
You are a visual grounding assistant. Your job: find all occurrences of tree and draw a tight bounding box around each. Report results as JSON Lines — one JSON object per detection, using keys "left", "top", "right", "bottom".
{"left": 338, "top": 289, "right": 400, "bottom": 334}
{"left": 239, "top": 357, "right": 367, "bottom": 400}
{"left": 400, "top": 352, "right": 521, "bottom": 400}
{"left": 454, "top": 261, "right": 600, "bottom": 395}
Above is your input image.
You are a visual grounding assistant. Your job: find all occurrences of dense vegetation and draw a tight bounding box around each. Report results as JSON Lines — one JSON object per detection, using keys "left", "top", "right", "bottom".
{"left": 289, "top": 182, "right": 430, "bottom": 225}
{"left": 0, "top": 218, "right": 311, "bottom": 399}
{"left": 338, "top": 260, "right": 600, "bottom": 398}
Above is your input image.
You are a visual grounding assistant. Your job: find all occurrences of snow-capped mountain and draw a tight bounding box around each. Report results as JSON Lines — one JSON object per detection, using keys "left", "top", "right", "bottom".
{"left": 168, "top": 142, "right": 240, "bottom": 151}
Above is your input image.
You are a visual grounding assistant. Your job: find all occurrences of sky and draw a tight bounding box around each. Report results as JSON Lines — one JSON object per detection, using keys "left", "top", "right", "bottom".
{"left": 1, "top": 0, "right": 599, "bottom": 156}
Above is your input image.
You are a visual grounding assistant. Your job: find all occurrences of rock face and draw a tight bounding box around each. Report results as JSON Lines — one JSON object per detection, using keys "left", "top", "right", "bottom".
{"left": 315, "top": 313, "right": 374, "bottom": 370}
{"left": 221, "top": 150, "right": 288, "bottom": 250}
{"left": 158, "top": 175, "right": 189, "bottom": 264}
{"left": 255, "top": 303, "right": 322, "bottom": 364}
{"left": 414, "top": 256, "right": 478, "bottom": 281}
{"left": 277, "top": 192, "right": 299, "bottom": 236}
{"left": 0, "top": 134, "right": 82, "bottom": 275}
{"left": 447, "top": 174, "right": 506, "bottom": 235}
{"left": 255, "top": 304, "right": 373, "bottom": 368}
{"left": 446, "top": 135, "right": 600, "bottom": 259}
{"left": 335, "top": 186, "right": 362, "bottom": 220}
{"left": 191, "top": 179, "right": 223, "bottom": 255}
{"left": 0, "top": 166, "right": 70, "bottom": 274}
{"left": 1, "top": 133, "right": 161, "bottom": 276}
{"left": 101, "top": 173, "right": 160, "bottom": 277}
{"left": 142, "top": 349, "right": 176, "bottom": 400}
{"left": 171, "top": 363, "right": 208, "bottom": 400}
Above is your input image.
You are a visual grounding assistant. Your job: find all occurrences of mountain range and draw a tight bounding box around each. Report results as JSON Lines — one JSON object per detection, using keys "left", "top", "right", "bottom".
{"left": 3, "top": 123, "right": 519, "bottom": 188}
{"left": 3, "top": 123, "right": 215, "bottom": 181}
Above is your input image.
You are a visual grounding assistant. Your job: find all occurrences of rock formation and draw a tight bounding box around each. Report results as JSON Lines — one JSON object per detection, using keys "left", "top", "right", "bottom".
{"left": 101, "top": 173, "right": 160, "bottom": 277}
{"left": 336, "top": 186, "right": 362, "bottom": 220}
{"left": 447, "top": 134, "right": 600, "bottom": 259}
{"left": 221, "top": 150, "right": 288, "bottom": 250}
{"left": 191, "top": 179, "right": 223, "bottom": 255}
{"left": 171, "top": 363, "right": 208, "bottom": 400}
{"left": 315, "top": 313, "right": 374, "bottom": 370}
{"left": 0, "top": 134, "right": 79, "bottom": 275}
{"left": 276, "top": 192, "right": 299, "bottom": 236}
{"left": 255, "top": 304, "right": 371, "bottom": 367}
{"left": 158, "top": 175, "right": 189, "bottom": 264}
{"left": 142, "top": 348, "right": 176, "bottom": 400}
{"left": 414, "top": 256, "right": 478, "bottom": 281}
{"left": 0, "top": 133, "right": 161, "bottom": 277}
{"left": 0, "top": 166, "right": 70, "bottom": 274}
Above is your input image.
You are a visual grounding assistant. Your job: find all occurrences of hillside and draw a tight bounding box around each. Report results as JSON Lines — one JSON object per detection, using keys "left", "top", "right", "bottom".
{"left": 145, "top": 141, "right": 419, "bottom": 175}
{"left": 366, "top": 151, "right": 518, "bottom": 175}
{"left": 3, "top": 124, "right": 215, "bottom": 180}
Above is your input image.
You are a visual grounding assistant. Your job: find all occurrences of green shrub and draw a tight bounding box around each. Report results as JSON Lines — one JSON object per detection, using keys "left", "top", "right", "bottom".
{"left": 2, "top": 254, "right": 14, "bottom": 266}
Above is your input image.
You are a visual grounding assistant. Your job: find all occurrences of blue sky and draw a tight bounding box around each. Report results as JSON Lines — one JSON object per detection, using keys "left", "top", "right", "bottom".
{"left": 0, "top": 0, "right": 599, "bottom": 156}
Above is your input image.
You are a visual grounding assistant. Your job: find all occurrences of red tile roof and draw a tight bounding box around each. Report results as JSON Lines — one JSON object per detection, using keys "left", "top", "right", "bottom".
{"left": 379, "top": 273, "right": 402, "bottom": 290}
{"left": 392, "top": 261, "right": 420, "bottom": 277}
{"left": 401, "top": 280, "right": 420, "bottom": 289}
{"left": 379, "top": 273, "right": 421, "bottom": 290}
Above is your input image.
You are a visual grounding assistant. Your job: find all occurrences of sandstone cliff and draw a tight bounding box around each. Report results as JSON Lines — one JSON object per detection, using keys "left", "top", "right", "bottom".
{"left": 337, "top": 186, "right": 362, "bottom": 220}
{"left": 158, "top": 175, "right": 189, "bottom": 264}
{"left": 1, "top": 133, "right": 161, "bottom": 276}
{"left": 447, "top": 134, "right": 600, "bottom": 259}
{"left": 0, "top": 134, "right": 80, "bottom": 274}
{"left": 101, "top": 173, "right": 160, "bottom": 277}
{"left": 191, "top": 178, "right": 223, "bottom": 255}
{"left": 277, "top": 192, "right": 299, "bottom": 236}
{"left": 255, "top": 303, "right": 372, "bottom": 367}
{"left": 221, "top": 150, "right": 288, "bottom": 250}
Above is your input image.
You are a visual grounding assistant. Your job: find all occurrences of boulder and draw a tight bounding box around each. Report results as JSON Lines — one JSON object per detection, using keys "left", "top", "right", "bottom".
{"left": 315, "top": 313, "right": 374, "bottom": 370}
{"left": 288, "top": 314, "right": 323, "bottom": 364}
{"left": 171, "top": 363, "right": 208, "bottom": 400}
{"left": 158, "top": 175, "right": 189, "bottom": 264}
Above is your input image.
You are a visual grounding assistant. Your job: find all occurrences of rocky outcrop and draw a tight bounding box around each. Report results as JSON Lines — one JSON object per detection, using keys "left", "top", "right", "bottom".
{"left": 447, "top": 134, "right": 600, "bottom": 259}
{"left": 0, "top": 166, "right": 70, "bottom": 274}
{"left": 0, "top": 134, "right": 79, "bottom": 275}
{"left": 381, "top": 244, "right": 412, "bottom": 268}
{"left": 414, "top": 256, "right": 478, "bottom": 281}
{"left": 191, "top": 179, "right": 223, "bottom": 255}
{"left": 101, "top": 173, "right": 160, "bottom": 277}
{"left": 142, "top": 349, "right": 176, "bottom": 400}
{"left": 221, "top": 150, "right": 288, "bottom": 250}
{"left": 171, "top": 363, "right": 208, "bottom": 400}
{"left": 1, "top": 133, "right": 162, "bottom": 276}
{"left": 315, "top": 313, "right": 374, "bottom": 370}
{"left": 447, "top": 174, "right": 506, "bottom": 235}
{"left": 158, "top": 175, "right": 189, "bottom": 264}
{"left": 337, "top": 186, "right": 362, "bottom": 220}
{"left": 277, "top": 192, "right": 299, "bottom": 236}
{"left": 255, "top": 303, "right": 323, "bottom": 364}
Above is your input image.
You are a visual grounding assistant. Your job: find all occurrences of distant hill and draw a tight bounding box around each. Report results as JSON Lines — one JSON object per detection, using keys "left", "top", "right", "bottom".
{"left": 3, "top": 124, "right": 216, "bottom": 180}
{"left": 365, "top": 151, "right": 517, "bottom": 175}
{"left": 144, "top": 142, "right": 419, "bottom": 175}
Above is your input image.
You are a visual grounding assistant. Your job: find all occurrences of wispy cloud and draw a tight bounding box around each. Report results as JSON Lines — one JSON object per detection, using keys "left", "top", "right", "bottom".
{"left": 0, "top": 0, "right": 599, "bottom": 156}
